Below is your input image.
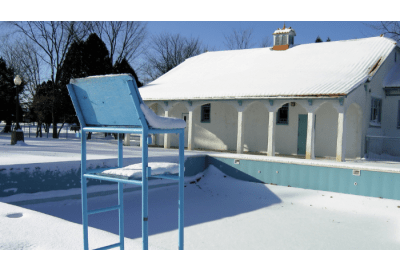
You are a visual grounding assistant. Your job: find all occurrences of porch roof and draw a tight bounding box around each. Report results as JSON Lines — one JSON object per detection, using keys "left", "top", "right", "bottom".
{"left": 140, "top": 36, "right": 397, "bottom": 101}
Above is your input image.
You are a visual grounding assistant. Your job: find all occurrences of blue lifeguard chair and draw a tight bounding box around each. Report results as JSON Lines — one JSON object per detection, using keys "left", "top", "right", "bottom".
{"left": 67, "top": 74, "right": 186, "bottom": 250}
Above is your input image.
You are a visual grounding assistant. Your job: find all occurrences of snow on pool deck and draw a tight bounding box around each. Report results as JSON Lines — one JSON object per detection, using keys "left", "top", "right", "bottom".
{"left": 1, "top": 134, "right": 400, "bottom": 250}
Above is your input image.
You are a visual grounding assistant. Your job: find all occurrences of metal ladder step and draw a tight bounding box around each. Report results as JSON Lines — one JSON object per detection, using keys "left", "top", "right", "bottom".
{"left": 88, "top": 205, "right": 121, "bottom": 215}
{"left": 94, "top": 243, "right": 122, "bottom": 250}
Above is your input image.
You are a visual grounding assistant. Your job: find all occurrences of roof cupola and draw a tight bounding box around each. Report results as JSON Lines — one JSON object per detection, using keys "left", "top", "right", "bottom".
{"left": 273, "top": 24, "right": 296, "bottom": 51}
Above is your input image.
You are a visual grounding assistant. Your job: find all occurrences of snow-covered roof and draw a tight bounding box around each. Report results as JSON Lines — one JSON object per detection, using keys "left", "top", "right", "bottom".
{"left": 383, "top": 63, "right": 400, "bottom": 88}
{"left": 140, "top": 36, "right": 397, "bottom": 101}
{"left": 273, "top": 28, "right": 296, "bottom": 35}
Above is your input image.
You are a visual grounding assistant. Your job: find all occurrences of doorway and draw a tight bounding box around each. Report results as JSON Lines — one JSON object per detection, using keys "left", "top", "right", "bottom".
{"left": 297, "top": 114, "right": 308, "bottom": 155}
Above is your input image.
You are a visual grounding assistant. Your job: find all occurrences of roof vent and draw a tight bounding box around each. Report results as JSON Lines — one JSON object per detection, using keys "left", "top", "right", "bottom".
{"left": 273, "top": 24, "right": 296, "bottom": 51}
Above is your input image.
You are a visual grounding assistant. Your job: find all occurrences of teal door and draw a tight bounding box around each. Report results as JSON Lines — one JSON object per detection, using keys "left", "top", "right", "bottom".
{"left": 297, "top": 114, "right": 308, "bottom": 155}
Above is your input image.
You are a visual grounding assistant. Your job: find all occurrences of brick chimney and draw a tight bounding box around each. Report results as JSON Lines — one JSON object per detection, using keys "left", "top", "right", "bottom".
{"left": 272, "top": 24, "right": 296, "bottom": 51}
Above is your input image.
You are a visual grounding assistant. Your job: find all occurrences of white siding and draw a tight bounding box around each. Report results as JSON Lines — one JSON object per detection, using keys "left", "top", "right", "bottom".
{"left": 193, "top": 102, "right": 238, "bottom": 151}
{"left": 315, "top": 102, "right": 338, "bottom": 158}
{"left": 243, "top": 102, "right": 269, "bottom": 153}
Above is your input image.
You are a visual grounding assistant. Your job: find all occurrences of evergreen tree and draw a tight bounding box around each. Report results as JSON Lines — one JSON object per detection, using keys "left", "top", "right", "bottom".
{"left": 31, "top": 80, "right": 54, "bottom": 136}
{"left": 0, "top": 58, "right": 22, "bottom": 133}
{"left": 112, "top": 58, "right": 143, "bottom": 87}
{"left": 326, "top": 37, "right": 331, "bottom": 42}
{"left": 53, "top": 33, "right": 143, "bottom": 138}
{"left": 57, "top": 34, "right": 113, "bottom": 129}
{"left": 83, "top": 33, "right": 113, "bottom": 76}
{"left": 315, "top": 36, "right": 323, "bottom": 43}
{"left": 57, "top": 41, "right": 86, "bottom": 126}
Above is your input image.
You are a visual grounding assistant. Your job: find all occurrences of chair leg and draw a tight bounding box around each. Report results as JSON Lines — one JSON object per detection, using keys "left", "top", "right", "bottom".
{"left": 178, "top": 130, "right": 185, "bottom": 250}
{"left": 142, "top": 130, "right": 149, "bottom": 250}
{"left": 81, "top": 131, "right": 89, "bottom": 250}
{"left": 118, "top": 182, "right": 124, "bottom": 250}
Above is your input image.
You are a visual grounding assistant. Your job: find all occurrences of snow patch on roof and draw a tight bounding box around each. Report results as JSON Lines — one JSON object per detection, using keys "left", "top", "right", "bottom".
{"left": 273, "top": 28, "right": 296, "bottom": 35}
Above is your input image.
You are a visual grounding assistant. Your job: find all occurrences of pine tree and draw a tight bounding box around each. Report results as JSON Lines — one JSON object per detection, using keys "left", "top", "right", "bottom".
{"left": 112, "top": 58, "right": 143, "bottom": 87}
{"left": 0, "top": 58, "right": 22, "bottom": 133}
{"left": 326, "top": 37, "right": 331, "bottom": 42}
{"left": 57, "top": 34, "right": 114, "bottom": 128}
{"left": 83, "top": 33, "right": 113, "bottom": 76}
{"left": 315, "top": 36, "right": 323, "bottom": 43}
{"left": 31, "top": 81, "right": 54, "bottom": 127}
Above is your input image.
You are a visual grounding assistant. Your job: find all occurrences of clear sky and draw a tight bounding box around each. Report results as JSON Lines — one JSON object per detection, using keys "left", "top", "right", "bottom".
{"left": 0, "top": 21, "right": 384, "bottom": 82}
{"left": 145, "top": 21, "right": 379, "bottom": 51}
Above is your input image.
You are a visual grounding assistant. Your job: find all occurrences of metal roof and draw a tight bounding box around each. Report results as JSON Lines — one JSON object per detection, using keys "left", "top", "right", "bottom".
{"left": 140, "top": 36, "right": 397, "bottom": 101}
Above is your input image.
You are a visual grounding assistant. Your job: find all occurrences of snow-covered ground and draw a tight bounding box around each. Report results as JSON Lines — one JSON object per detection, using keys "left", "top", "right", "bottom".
{"left": 1, "top": 133, "right": 400, "bottom": 267}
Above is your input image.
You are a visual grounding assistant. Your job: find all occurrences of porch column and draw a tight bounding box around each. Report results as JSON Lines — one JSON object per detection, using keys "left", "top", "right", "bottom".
{"left": 236, "top": 111, "right": 244, "bottom": 154}
{"left": 267, "top": 111, "right": 276, "bottom": 156}
{"left": 336, "top": 112, "right": 346, "bottom": 162}
{"left": 164, "top": 110, "right": 171, "bottom": 149}
{"left": 188, "top": 110, "right": 194, "bottom": 150}
{"left": 123, "top": 133, "right": 130, "bottom": 146}
{"left": 305, "top": 112, "right": 315, "bottom": 159}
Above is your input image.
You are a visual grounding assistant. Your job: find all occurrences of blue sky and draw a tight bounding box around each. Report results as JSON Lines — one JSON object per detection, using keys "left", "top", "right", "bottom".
{"left": 0, "top": 20, "right": 383, "bottom": 82}
{"left": 146, "top": 21, "right": 379, "bottom": 51}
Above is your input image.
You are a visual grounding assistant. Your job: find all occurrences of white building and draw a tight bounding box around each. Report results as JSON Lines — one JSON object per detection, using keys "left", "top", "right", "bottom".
{"left": 139, "top": 25, "right": 400, "bottom": 162}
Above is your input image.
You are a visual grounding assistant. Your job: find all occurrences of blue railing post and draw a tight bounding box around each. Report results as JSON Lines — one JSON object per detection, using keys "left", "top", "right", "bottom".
{"left": 118, "top": 182, "right": 124, "bottom": 250}
{"left": 118, "top": 134, "right": 124, "bottom": 249}
{"left": 178, "top": 129, "right": 185, "bottom": 250}
{"left": 81, "top": 131, "right": 89, "bottom": 250}
{"left": 142, "top": 129, "right": 149, "bottom": 250}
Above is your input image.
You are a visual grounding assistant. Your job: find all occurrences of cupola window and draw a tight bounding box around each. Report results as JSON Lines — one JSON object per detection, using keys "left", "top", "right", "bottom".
{"left": 272, "top": 24, "right": 296, "bottom": 51}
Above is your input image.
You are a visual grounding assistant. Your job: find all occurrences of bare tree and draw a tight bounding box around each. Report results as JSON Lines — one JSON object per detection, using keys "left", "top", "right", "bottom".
{"left": 260, "top": 36, "right": 272, "bottom": 48}
{"left": 0, "top": 37, "right": 43, "bottom": 109}
{"left": 367, "top": 21, "right": 400, "bottom": 42}
{"left": 88, "top": 21, "right": 147, "bottom": 64}
{"left": 144, "top": 32, "right": 205, "bottom": 82}
{"left": 224, "top": 28, "right": 255, "bottom": 50}
{"left": 8, "top": 22, "right": 89, "bottom": 84}
{"left": 7, "top": 21, "right": 90, "bottom": 138}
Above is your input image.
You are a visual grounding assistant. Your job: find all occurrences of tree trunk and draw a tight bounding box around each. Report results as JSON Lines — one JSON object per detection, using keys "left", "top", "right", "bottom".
{"left": 52, "top": 111, "right": 58, "bottom": 138}
{"left": 36, "top": 123, "right": 42, "bottom": 137}
{"left": 57, "top": 121, "right": 65, "bottom": 137}
{"left": 1, "top": 119, "right": 12, "bottom": 133}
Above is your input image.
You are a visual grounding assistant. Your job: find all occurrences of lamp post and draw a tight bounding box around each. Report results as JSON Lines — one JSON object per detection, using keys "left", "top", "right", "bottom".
{"left": 11, "top": 75, "right": 24, "bottom": 145}
{"left": 14, "top": 75, "right": 22, "bottom": 130}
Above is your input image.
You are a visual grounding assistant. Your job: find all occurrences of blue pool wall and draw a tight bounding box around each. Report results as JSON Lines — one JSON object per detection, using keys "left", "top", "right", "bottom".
{"left": 207, "top": 156, "right": 400, "bottom": 200}
{"left": 1, "top": 154, "right": 400, "bottom": 200}
{"left": 0, "top": 155, "right": 207, "bottom": 198}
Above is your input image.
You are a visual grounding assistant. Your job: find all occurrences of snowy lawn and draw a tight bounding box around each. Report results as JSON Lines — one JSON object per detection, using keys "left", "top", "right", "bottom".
{"left": 1, "top": 134, "right": 400, "bottom": 253}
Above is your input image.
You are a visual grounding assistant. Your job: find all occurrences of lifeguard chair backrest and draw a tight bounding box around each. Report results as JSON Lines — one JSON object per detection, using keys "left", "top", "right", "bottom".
{"left": 67, "top": 74, "right": 147, "bottom": 128}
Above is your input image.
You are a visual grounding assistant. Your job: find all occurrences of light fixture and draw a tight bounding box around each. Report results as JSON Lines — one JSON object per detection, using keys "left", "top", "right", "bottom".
{"left": 14, "top": 75, "right": 22, "bottom": 86}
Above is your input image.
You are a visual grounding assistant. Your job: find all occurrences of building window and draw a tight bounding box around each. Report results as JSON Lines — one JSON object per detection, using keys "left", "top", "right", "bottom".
{"left": 276, "top": 35, "right": 282, "bottom": 46}
{"left": 397, "top": 100, "right": 400, "bottom": 128}
{"left": 277, "top": 103, "right": 289, "bottom": 125}
{"left": 370, "top": 97, "right": 382, "bottom": 127}
{"left": 282, "top": 35, "right": 287, "bottom": 45}
{"left": 201, "top": 104, "right": 211, "bottom": 123}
